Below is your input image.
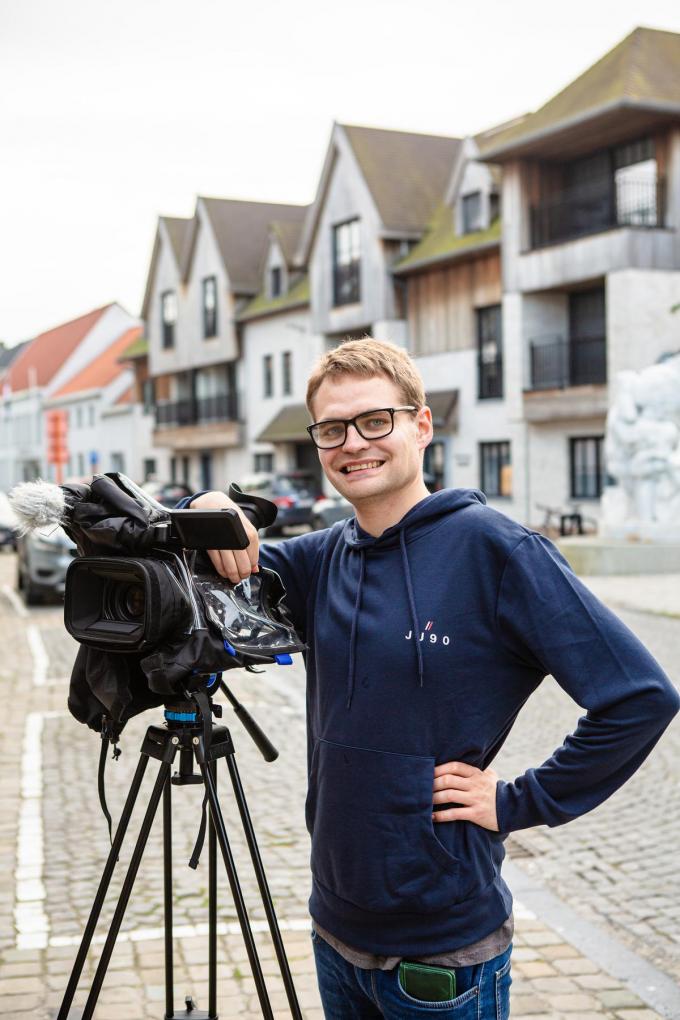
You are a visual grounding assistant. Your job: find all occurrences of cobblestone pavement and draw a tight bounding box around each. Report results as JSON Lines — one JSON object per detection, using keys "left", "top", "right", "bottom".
{"left": 0, "top": 551, "right": 678, "bottom": 1019}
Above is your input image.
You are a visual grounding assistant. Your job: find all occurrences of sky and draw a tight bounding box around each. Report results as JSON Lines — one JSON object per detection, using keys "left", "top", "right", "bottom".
{"left": 2, "top": 0, "right": 680, "bottom": 346}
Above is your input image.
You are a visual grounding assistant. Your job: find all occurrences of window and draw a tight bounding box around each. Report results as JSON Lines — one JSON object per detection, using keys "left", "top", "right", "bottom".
{"left": 161, "top": 290, "right": 177, "bottom": 349}
{"left": 270, "top": 266, "right": 282, "bottom": 298}
{"left": 282, "top": 351, "right": 292, "bottom": 396}
{"left": 570, "top": 436, "right": 605, "bottom": 498}
{"left": 480, "top": 441, "right": 511, "bottom": 498}
{"left": 200, "top": 451, "right": 212, "bottom": 490}
{"left": 477, "top": 305, "right": 503, "bottom": 399}
{"left": 142, "top": 378, "right": 156, "bottom": 414}
{"left": 489, "top": 190, "right": 500, "bottom": 223}
{"left": 254, "top": 452, "right": 273, "bottom": 473}
{"left": 263, "top": 354, "right": 273, "bottom": 397}
{"left": 76, "top": 406, "right": 83, "bottom": 428}
{"left": 333, "top": 219, "right": 361, "bottom": 306}
{"left": 77, "top": 452, "right": 85, "bottom": 476}
{"left": 111, "top": 452, "right": 125, "bottom": 473}
{"left": 143, "top": 458, "right": 156, "bottom": 480}
{"left": 88, "top": 405, "right": 95, "bottom": 426}
{"left": 202, "top": 276, "right": 218, "bottom": 338}
{"left": 462, "top": 192, "right": 482, "bottom": 234}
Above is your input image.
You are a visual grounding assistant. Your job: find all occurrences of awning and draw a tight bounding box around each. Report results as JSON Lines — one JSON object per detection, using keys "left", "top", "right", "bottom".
{"left": 426, "top": 390, "right": 459, "bottom": 431}
{"left": 257, "top": 403, "right": 311, "bottom": 443}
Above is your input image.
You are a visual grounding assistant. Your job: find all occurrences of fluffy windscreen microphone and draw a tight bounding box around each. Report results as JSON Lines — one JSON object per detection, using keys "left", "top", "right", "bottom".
{"left": 8, "top": 479, "right": 70, "bottom": 534}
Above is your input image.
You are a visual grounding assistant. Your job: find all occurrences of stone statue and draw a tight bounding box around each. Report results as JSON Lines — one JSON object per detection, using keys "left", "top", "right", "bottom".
{"left": 603, "top": 354, "right": 680, "bottom": 535}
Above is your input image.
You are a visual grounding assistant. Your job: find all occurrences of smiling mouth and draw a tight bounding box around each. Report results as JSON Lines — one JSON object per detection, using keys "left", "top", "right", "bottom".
{"left": 340, "top": 461, "right": 384, "bottom": 475}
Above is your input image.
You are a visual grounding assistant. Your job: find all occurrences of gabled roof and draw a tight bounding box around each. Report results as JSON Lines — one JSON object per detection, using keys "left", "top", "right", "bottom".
{"left": 393, "top": 206, "right": 501, "bottom": 275}
{"left": 342, "top": 124, "right": 462, "bottom": 234}
{"left": 0, "top": 340, "right": 30, "bottom": 372}
{"left": 4, "top": 304, "right": 113, "bottom": 393}
{"left": 140, "top": 216, "right": 191, "bottom": 321}
{"left": 480, "top": 27, "right": 680, "bottom": 161}
{"left": 51, "top": 326, "right": 142, "bottom": 398}
{"left": 271, "top": 217, "right": 308, "bottom": 267}
{"left": 194, "top": 198, "right": 307, "bottom": 295}
{"left": 163, "top": 216, "right": 192, "bottom": 265}
{"left": 298, "top": 122, "right": 462, "bottom": 262}
{"left": 237, "top": 275, "right": 310, "bottom": 323}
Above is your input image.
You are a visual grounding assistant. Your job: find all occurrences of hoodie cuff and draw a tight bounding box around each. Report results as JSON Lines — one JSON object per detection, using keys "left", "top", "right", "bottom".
{"left": 495, "top": 776, "right": 544, "bottom": 834}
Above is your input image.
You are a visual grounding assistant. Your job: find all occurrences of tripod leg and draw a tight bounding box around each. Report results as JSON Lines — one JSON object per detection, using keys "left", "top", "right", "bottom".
{"left": 81, "top": 760, "right": 172, "bottom": 1020}
{"left": 198, "top": 760, "right": 274, "bottom": 1020}
{"left": 208, "top": 761, "right": 217, "bottom": 1020}
{"left": 226, "top": 754, "right": 303, "bottom": 1020}
{"left": 57, "top": 754, "right": 150, "bottom": 1020}
{"left": 164, "top": 775, "right": 174, "bottom": 1018}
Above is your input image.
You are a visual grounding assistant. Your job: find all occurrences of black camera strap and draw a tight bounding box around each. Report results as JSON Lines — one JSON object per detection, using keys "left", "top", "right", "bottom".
{"left": 98, "top": 717, "right": 122, "bottom": 846}
{"left": 188, "top": 688, "right": 213, "bottom": 870}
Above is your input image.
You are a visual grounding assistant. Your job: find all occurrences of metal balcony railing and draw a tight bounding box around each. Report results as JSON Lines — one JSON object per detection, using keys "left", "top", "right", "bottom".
{"left": 155, "top": 392, "right": 238, "bottom": 428}
{"left": 530, "top": 177, "right": 664, "bottom": 249}
{"left": 528, "top": 335, "right": 607, "bottom": 390}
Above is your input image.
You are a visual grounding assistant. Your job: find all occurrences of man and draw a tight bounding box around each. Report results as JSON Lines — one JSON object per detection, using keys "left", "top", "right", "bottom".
{"left": 179, "top": 339, "right": 679, "bottom": 1019}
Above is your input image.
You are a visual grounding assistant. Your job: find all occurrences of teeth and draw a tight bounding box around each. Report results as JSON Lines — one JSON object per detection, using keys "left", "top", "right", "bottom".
{"left": 344, "top": 461, "right": 382, "bottom": 473}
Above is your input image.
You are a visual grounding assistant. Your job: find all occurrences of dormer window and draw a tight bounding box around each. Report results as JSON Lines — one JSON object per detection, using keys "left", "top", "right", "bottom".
{"left": 270, "top": 266, "right": 282, "bottom": 298}
{"left": 161, "top": 290, "right": 177, "bottom": 349}
{"left": 489, "top": 190, "right": 501, "bottom": 224}
{"left": 202, "top": 276, "right": 218, "bottom": 339}
{"left": 462, "top": 192, "right": 482, "bottom": 234}
{"left": 333, "top": 218, "right": 361, "bottom": 306}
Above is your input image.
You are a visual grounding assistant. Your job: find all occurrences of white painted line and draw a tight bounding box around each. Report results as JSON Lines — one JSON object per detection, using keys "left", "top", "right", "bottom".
{"left": 48, "top": 916, "right": 314, "bottom": 948}
{"left": 26, "top": 624, "right": 49, "bottom": 687}
{"left": 15, "top": 711, "right": 65, "bottom": 950}
{"left": 1, "top": 582, "right": 28, "bottom": 618}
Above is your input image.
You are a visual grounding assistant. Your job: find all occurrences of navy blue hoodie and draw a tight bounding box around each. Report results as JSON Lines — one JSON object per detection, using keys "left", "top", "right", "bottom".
{"left": 181, "top": 489, "right": 679, "bottom": 956}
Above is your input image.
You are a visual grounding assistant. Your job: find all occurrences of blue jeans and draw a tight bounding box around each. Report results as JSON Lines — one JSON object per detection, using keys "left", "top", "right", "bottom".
{"left": 311, "top": 930, "right": 512, "bottom": 1019}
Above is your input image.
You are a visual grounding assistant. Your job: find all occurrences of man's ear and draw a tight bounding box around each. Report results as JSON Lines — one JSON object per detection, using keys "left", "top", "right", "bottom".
{"left": 416, "top": 406, "right": 434, "bottom": 450}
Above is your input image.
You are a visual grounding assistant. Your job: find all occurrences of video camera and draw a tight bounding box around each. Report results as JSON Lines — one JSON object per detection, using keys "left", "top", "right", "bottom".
{"left": 10, "top": 472, "right": 304, "bottom": 736}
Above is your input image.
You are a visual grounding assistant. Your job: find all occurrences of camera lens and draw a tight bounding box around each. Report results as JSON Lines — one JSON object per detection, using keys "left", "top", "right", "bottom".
{"left": 103, "top": 580, "right": 145, "bottom": 622}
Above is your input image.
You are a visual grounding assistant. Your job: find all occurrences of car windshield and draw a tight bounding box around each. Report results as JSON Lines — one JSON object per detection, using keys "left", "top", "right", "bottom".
{"left": 274, "top": 476, "right": 314, "bottom": 496}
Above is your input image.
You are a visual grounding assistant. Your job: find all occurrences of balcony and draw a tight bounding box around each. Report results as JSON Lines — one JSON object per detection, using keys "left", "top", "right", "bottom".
{"left": 529, "top": 335, "right": 606, "bottom": 390}
{"left": 153, "top": 393, "right": 241, "bottom": 449}
{"left": 524, "top": 334, "right": 608, "bottom": 422}
{"left": 530, "top": 177, "right": 664, "bottom": 249}
{"left": 155, "top": 393, "right": 238, "bottom": 428}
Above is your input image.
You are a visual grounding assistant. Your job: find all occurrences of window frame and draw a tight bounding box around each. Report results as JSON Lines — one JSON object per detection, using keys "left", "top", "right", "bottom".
{"left": 480, "top": 440, "right": 512, "bottom": 498}
{"left": 476, "top": 304, "right": 503, "bottom": 400}
{"left": 270, "top": 266, "right": 282, "bottom": 299}
{"left": 263, "top": 354, "right": 273, "bottom": 398}
{"left": 202, "top": 276, "right": 218, "bottom": 339}
{"left": 462, "top": 191, "right": 483, "bottom": 234}
{"left": 332, "top": 218, "right": 361, "bottom": 306}
{"left": 569, "top": 435, "right": 605, "bottom": 499}
{"left": 281, "top": 350, "right": 292, "bottom": 396}
{"left": 161, "top": 289, "right": 177, "bottom": 349}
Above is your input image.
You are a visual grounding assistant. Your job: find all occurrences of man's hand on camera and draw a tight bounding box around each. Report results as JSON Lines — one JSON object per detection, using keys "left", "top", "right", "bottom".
{"left": 189, "top": 491, "right": 260, "bottom": 584}
{"left": 432, "top": 761, "right": 500, "bottom": 831}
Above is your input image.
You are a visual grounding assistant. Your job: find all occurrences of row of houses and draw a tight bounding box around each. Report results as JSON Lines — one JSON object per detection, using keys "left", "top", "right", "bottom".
{"left": 3, "top": 26, "right": 680, "bottom": 528}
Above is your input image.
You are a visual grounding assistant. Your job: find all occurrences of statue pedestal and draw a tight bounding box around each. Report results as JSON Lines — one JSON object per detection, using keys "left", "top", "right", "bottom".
{"left": 557, "top": 535, "right": 680, "bottom": 576}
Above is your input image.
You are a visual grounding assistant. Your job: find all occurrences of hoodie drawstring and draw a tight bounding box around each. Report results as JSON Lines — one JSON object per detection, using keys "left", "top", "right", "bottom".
{"left": 400, "top": 529, "right": 424, "bottom": 688}
{"left": 346, "top": 549, "right": 365, "bottom": 709}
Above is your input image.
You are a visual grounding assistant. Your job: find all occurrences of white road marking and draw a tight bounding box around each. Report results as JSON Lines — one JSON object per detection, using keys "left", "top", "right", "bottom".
{"left": 1, "top": 582, "right": 28, "bottom": 618}
{"left": 15, "top": 710, "right": 66, "bottom": 950}
{"left": 26, "top": 624, "right": 49, "bottom": 687}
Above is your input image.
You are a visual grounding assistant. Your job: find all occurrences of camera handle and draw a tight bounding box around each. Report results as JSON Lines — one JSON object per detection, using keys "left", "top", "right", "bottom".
{"left": 57, "top": 696, "right": 303, "bottom": 1020}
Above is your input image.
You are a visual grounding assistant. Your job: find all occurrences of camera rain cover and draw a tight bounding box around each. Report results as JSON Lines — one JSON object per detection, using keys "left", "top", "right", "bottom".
{"left": 193, "top": 568, "right": 302, "bottom": 657}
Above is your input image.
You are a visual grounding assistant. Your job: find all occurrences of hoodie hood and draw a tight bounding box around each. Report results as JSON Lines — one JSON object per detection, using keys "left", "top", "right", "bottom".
{"left": 341, "top": 489, "right": 486, "bottom": 706}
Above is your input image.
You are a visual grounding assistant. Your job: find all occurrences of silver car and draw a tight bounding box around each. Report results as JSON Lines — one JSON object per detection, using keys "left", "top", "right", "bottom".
{"left": 16, "top": 524, "right": 77, "bottom": 605}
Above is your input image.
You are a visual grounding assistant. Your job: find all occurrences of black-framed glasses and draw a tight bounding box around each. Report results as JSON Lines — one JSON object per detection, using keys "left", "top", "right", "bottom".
{"left": 306, "top": 406, "right": 418, "bottom": 449}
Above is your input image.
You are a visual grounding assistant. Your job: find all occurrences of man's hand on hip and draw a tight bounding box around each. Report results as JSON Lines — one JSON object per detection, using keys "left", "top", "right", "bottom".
{"left": 189, "top": 491, "right": 260, "bottom": 585}
{"left": 432, "top": 761, "right": 500, "bottom": 831}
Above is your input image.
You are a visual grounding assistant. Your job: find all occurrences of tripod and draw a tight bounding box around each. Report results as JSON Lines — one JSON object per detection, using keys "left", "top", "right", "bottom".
{"left": 57, "top": 686, "right": 303, "bottom": 1020}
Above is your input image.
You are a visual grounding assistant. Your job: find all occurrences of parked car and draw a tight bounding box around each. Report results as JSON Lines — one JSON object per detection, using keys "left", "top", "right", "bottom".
{"left": 0, "top": 492, "right": 18, "bottom": 550}
{"left": 141, "top": 481, "right": 194, "bottom": 508}
{"left": 16, "top": 523, "right": 77, "bottom": 604}
{"left": 238, "top": 471, "right": 321, "bottom": 535}
{"left": 311, "top": 494, "right": 353, "bottom": 530}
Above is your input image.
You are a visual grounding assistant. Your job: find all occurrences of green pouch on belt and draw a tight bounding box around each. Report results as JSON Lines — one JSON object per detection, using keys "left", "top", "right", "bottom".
{"left": 398, "top": 960, "right": 456, "bottom": 1001}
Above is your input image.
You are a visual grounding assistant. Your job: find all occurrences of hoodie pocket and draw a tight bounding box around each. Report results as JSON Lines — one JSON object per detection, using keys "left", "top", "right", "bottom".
{"left": 309, "top": 738, "right": 467, "bottom": 914}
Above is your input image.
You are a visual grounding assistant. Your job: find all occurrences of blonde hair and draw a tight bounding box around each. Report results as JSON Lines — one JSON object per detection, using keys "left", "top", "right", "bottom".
{"left": 306, "top": 338, "right": 425, "bottom": 415}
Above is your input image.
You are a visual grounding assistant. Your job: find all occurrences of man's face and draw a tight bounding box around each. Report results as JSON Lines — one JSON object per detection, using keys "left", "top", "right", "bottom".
{"left": 311, "top": 374, "right": 432, "bottom": 506}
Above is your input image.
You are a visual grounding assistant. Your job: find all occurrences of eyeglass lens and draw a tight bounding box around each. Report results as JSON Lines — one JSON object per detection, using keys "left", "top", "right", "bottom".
{"left": 312, "top": 409, "right": 393, "bottom": 447}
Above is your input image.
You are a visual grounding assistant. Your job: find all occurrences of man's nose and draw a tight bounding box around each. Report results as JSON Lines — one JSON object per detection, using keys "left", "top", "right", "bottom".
{"left": 342, "top": 423, "right": 369, "bottom": 451}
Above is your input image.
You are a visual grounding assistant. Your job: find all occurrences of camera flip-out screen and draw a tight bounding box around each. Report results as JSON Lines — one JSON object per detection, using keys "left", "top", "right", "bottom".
{"left": 170, "top": 509, "right": 249, "bottom": 550}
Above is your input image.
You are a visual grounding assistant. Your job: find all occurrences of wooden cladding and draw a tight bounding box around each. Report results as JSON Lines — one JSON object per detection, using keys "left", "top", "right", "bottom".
{"left": 407, "top": 252, "right": 501, "bottom": 356}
